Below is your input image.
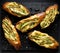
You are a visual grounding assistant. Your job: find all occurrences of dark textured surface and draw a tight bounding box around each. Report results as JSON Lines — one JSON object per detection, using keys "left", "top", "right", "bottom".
{"left": 0, "top": 0, "right": 60, "bottom": 53}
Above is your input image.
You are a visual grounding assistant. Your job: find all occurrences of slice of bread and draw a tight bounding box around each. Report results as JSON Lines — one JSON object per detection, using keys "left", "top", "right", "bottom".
{"left": 16, "top": 12, "right": 45, "bottom": 32}
{"left": 2, "top": 2, "right": 30, "bottom": 17}
{"left": 40, "top": 4, "right": 59, "bottom": 28}
{"left": 28, "top": 30, "right": 59, "bottom": 49}
{"left": 2, "top": 17, "right": 21, "bottom": 50}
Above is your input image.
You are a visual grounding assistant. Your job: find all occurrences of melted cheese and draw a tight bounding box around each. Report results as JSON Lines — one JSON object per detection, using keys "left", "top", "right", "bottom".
{"left": 7, "top": 2, "right": 29, "bottom": 17}
{"left": 2, "top": 18, "right": 17, "bottom": 41}
{"left": 29, "top": 30, "right": 55, "bottom": 48}
{"left": 16, "top": 17, "right": 39, "bottom": 32}
{"left": 40, "top": 9, "right": 59, "bottom": 28}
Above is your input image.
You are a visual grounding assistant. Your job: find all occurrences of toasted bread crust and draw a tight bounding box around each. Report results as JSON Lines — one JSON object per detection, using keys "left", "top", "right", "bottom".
{"left": 2, "top": 2, "right": 30, "bottom": 17}
{"left": 28, "top": 30, "right": 59, "bottom": 49}
{"left": 16, "top": 12, "right": 45, "bottom": 32}
{"left": 2, "top": 17, "right": 21, "bottom": 50}
{"left": 46, "top": 4, "right": 58, "bottom": 12}
{"left": 47, "top": 36, "right": 59, "bottom": 49}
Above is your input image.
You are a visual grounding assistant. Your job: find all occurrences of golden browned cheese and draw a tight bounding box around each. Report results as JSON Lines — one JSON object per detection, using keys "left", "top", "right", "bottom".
{"left": 28, "top": 30, "right": 59, "bottom": 49}
{"left": 2, "top": 2, "right": 30, "bottom": 17}
{"left": 40, "top": 4, "right": 59, "bottom": 28}
{"left": 2, "top": 17, "right": 21, "bottom": 50}
{"left": 16, "top": 12, "right": 45, "bottom": 32}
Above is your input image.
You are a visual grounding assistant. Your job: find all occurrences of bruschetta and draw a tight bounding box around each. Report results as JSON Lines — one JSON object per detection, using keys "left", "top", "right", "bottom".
{"left": 40, "top": 4, "right": 59, "bottom": 28}
{"left": 28, "top": 30, "right": 59, "bottom": 49}
{"left": 2, "top": 17, "right": 21, "bottom": 50}
{"left": 2, "top": 2, "right": 30, "bottom": 17}
{"left": 16, "top": 12, "right": 45, "bottom": 32}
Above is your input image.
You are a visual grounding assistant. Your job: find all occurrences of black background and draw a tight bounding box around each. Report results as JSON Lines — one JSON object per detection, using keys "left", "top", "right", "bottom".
{"left": 0, "top": 0, "right": 60, "bottom": 53}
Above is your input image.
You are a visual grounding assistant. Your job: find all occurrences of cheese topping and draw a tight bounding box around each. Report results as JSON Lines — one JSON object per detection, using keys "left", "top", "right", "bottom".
{"left": 16, "top": 17, "right": 39, "bottom": 32}
{"left": 7, "top": 2, "right": 29, "bottom": 17}
{"left": 2, "top": 18, "right": 17, "bottom": 41}
{"left": 29, "top": 30, "right": 55, "bottom": 48}
{"left": 40, "top": 8, "right": 59, "bottom": 28}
